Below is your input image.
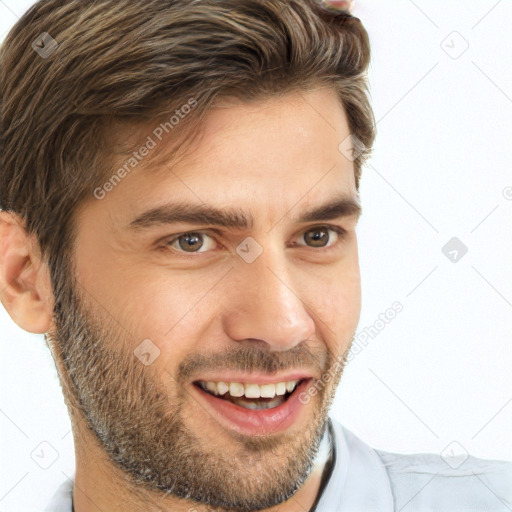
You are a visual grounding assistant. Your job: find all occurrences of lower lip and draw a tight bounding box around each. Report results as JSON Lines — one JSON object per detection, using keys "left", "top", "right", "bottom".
{"left": 192, "top": 379, "right": 312, "bottom": 436}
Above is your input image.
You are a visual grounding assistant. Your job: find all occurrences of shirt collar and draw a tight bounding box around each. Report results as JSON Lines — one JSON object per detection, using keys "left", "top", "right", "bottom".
{"left": 314, "top": 417, "right": 394, "bottom": 512}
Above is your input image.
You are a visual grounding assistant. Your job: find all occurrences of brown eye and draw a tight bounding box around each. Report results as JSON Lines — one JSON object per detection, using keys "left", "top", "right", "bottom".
{"left": 165, "top": 232, "right": 216, "bottom": 253}
{"left": 303, "top": 227, "right": 330, "bottom": 247}
{"left": 178, "top": 233, "right": 203, "bottom": 252}
{"left": 297, "top": 225, "right": 346, "bottom": 250}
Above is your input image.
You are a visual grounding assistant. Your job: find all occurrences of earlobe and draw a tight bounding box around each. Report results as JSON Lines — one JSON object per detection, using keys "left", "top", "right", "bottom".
{"left": 0, "top": 211, "right": 54, "bottom": 334}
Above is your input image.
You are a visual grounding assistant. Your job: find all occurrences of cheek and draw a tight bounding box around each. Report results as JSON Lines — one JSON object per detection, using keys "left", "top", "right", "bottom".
{"left": 116, "top": 273, "right": 220, "bottom": 368}
{"left": 308, "top": 264, "right": 361, "bottom": 356}
{"left": 110, "top": 269, "right": 204, "bottom": 333}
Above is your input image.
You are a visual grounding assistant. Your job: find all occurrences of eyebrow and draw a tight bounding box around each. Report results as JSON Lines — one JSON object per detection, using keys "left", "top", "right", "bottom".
{"left": 127, "top": 194, "right": 362, "bottom": 231}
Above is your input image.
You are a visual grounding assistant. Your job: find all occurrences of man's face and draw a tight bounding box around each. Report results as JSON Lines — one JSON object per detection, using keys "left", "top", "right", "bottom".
{"left": 46, "top": 86, "right": 362, "bottom": 510}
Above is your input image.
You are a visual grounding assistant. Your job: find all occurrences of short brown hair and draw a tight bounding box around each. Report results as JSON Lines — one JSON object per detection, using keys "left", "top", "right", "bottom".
{"left": 0, "top": 0, "right": 374, "bottom": 300}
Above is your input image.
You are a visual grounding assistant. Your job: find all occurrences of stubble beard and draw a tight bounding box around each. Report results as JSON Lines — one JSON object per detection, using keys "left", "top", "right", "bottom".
{"left": 44, "top": 265, "right": 350, "bottom": 511}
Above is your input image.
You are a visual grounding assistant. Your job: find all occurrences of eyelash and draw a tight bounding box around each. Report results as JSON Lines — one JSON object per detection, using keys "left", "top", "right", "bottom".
{"left": 160, "top": 225, "right": 347, "bottom": 257}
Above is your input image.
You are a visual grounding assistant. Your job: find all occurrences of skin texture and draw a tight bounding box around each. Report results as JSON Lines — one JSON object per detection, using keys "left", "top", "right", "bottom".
{"left": 0, "top": 86, "right": 362, "bottom": 512}
{"left": 323, "top": 0, "right": 354, "bottom": 12}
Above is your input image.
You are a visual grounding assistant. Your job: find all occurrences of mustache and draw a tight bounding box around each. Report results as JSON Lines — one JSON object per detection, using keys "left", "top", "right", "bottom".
{"left": 177, "top": 341, "right": 330, "bottom": 382}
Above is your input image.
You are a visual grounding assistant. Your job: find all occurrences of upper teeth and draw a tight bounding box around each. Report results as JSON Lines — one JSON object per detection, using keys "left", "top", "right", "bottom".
{"left": 200, "top": 380, "right": 300, "bottom": 398}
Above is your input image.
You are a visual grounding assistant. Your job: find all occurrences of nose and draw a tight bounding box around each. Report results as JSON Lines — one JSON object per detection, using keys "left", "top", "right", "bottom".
{"left": 222, "top": 251, "right": 316, "bottom": 352}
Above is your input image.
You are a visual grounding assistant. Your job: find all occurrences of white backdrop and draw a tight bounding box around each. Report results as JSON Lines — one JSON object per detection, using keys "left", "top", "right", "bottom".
{"left": 1, "top": 1, "right": 511, "bottom": 510}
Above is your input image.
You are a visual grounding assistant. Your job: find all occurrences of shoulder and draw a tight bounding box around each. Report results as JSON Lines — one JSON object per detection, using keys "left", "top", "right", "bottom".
{"left": 374, "top": 448, "right": 512, "bottom": 511}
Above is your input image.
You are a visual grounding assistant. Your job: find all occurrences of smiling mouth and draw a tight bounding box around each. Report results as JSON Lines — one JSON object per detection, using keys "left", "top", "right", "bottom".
{"left": 193, "top": 379, "right": 308, "bottom": 410}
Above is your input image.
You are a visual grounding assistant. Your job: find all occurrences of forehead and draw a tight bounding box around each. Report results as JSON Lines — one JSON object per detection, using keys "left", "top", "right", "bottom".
{"left": 83, "top": 87, "right": 357, "bottom": 230}
{"left": 184, "top": 87, "right": 349, "bottom": 170}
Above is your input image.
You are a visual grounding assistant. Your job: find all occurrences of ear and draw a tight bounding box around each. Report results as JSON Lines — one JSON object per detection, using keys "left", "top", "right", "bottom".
{"left": 0, "top": 210, "right": 54, "bottom": 333}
